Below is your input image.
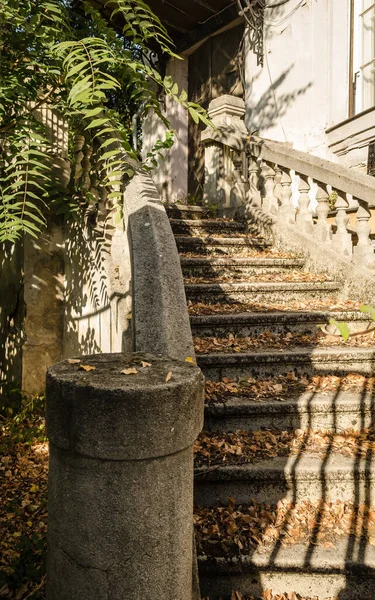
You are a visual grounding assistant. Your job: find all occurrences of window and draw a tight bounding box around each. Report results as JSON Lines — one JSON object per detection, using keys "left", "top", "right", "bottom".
{"left": 351, "top": 0, "right": 375, "bottom": 115}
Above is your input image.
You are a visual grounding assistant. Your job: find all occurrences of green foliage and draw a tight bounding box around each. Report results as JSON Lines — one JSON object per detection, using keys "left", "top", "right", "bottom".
{"left": 329, "top": 304, "right": 375, "bottom": 341}
{"left": 360, "top": 304, "right": 375, "bottom": 320}
{"left": 0, "top": 0, "right": 210, "bottom": 242}
{"left": 0, "top": 393, "right": 46, "bottom": 444}
{"left": 328, "top": 318, "right": 350, "bottom": 341}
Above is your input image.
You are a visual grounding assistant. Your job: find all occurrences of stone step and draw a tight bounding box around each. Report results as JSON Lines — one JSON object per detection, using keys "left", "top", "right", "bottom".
{"left": 198, "top": 538, "right": 375, "bottom": 600}
{"left": 197, "top": 347, "right": 375, "bottom": 379}
{"left": 194, "top": 453, "right": 375, "bottom": 507}
{"left": 164, "top": 203, "right": 206, "bottom": 220}
{"left": 185, "top": 281, "right": 339, "bottom": 304}
{"left": 170, "top": 218, "right": 246, "bottom": 235}
{"left": 181, "top": 257, "right": 305, "bottom": 278}
{"left": 190, "top": 310, "right": 371, "bottom": 337}
{"left": 175, "top": 235, "right": 270, "bottom": 256}
{"left": 204, "top": 389, "right": 375, "bottom": 433}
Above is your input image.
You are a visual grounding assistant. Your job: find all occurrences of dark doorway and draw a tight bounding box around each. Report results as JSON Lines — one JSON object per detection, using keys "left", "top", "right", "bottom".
{"left": 188, "top": 23, "right": 245, "bottom": 200}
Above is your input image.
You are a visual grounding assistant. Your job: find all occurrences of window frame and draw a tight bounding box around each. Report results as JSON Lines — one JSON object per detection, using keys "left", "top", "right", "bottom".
{"left": 350, "top": 0, "right": 375, "bottom": 117}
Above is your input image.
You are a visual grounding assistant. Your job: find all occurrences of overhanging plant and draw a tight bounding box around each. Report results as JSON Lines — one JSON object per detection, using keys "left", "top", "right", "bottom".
{"left": 0, "top": 0, "right": 210, "bottom": 242}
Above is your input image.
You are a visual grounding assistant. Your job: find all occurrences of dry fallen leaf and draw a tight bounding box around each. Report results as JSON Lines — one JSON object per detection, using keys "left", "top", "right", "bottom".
{"left": 79, "top": 365, "right": 96, "bottom": 372}
{"left": 367, "top": 523, "right": 375, "bottom": 545}
{"left": 165, "top": 371, "right": 173, "bottom": 382}
{"left": 121, "top": 367, "right": 138, "bottom": 375}
{"left": 141, "top": 361, "right": 152, "bottom": 368}
{"left": 185, "top": 356, "right": 197, "bottom": 364}
{"left": 67, "top": 358, "right": 80, "bottom": 364}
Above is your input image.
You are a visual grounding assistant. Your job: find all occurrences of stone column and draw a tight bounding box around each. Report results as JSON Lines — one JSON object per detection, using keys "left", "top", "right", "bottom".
{"left": 46, "top": 352, "right": 205, "bottom": 600}
{"left": 201, "top": 95, "right": 248, "bottom": 213}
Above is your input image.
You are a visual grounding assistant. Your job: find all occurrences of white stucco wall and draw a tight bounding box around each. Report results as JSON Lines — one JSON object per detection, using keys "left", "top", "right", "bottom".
{"left": 244, "top": 0, "right": 354, "bottom": 163}
{"left": 142, "top": 57, "right": 189, "bottom": 203}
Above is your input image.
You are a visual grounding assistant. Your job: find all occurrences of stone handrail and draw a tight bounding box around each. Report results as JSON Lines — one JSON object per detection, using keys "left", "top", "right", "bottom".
{"left": 200, "top": 94, "right": 375, "bottom": 269}
{"left": 123, "top": 168, "right": 195, "bottom": 361}
{"left": 247, "top": 136, "right": 375, "bottom": 267}
{"left": 248, "top": 136, "right": 375, "bottom": 207}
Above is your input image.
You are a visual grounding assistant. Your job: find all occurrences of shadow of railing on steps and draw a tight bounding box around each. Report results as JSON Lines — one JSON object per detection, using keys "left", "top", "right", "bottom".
{"left": 196, "top": 317, "right": 375, "bottom": 599}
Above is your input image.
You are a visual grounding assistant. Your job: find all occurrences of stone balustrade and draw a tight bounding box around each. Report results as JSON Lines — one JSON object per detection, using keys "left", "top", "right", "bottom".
{"left": 247, "top": 136, "right": 375, "bottom": 267}
{"left": 201, "top": 94, "right": 375, "bottom": 268}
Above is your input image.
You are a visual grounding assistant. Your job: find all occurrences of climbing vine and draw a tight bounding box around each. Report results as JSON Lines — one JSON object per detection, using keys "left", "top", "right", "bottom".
{"left": 0, "top": 0, "right": 210, "bottom": 242}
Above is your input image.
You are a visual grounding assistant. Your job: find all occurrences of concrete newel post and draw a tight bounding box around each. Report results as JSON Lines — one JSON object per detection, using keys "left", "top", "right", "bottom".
{"left": 46, "top": 352, "right": 205, "bottom": 600}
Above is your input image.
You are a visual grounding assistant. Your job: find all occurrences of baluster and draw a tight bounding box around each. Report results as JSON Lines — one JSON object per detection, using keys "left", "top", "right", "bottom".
{"left": 354, "top": 199, "right": 375, "bottom": 265}
{"left": 296, "top": 175, "right": 313, "bottom": 234}
{"left": 261, "top": 161, "right": 278, "bottom": 214}
{"left": 273, "top": 165, "right": 283, "bottom": 203}
{"left": 280, "top": 168, "right": 295, "bottom": 224}
{"left": 315, "top": 183, "right": 332, "bottom": 243}
{"left": 231, "top": 152, "right": 248, "bottom": 206}
{"left": 247, "top": 157, "right": 261, "bottom": 207}
{"left": 332, "top": 191, "right": 352, "bottom": 256}
{"left": 203, "top": 142, "right": 224, "bottom": 208}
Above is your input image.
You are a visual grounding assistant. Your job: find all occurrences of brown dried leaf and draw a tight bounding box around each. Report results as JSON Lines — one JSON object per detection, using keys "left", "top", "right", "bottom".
{"left": 67, "top": 358, "right": 80, "bottom": 364}
{"left": 165, "top": 371, "right": 173, "bottom": 382}
{"left": 121, "top": 367, "right": 138, "bottom": 375}
{"left": 79, "top": 365, "right": 96, "bottom": 372}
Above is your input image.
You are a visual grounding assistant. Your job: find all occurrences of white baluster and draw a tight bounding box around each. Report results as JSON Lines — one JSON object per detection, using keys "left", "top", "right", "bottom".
{"left": 261, "top": 162, "right": 278, "bottom": 214}
{"left": 248, "top": 157, "right": 261, "bottom": 207}
{"left": 315, "top": 184, "right": 332, "bottom": 243}
{"left": 333, "top": 191, "right": 352, "bottom": 256}
{"left": 274, "top": 164, "right": 283, "bottom": 203}
{"left": 354, "top": 199, "right": 375, "bottom": 266}
{"left": 203, "top": 142, "right": 225, "bottom": 208}
{"left": 296, "top": 175, "right": 313, "bottom": 234}
{"left": 231, "top": 151, "right": 248, "bottom": 205}
{"left": 280, "top": 168, "right": 295, "bottom": 224}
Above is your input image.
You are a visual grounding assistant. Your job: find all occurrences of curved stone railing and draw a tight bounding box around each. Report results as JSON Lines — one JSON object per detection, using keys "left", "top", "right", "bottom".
{"left": 123, "top": 168, "right": 195, "bottom": 361}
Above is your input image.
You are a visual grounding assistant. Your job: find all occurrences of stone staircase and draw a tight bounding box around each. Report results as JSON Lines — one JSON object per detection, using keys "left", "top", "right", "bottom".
{"left": 167, "top": 203, "right": 375, "bottom": 600}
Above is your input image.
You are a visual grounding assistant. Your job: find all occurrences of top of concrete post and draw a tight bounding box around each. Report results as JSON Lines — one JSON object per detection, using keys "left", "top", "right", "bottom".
{"left": 46, "top": 352, "right": 204, "bottom": 461}
{"left": 208, "top": 95, "right": 246, "bottom": 122}
{"left": 201, "top": 94, "right": 248, "bottom": 150}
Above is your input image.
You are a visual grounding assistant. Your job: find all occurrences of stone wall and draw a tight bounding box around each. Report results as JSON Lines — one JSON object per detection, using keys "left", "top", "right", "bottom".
{"left": 20, "top": 208, "right": 132, "bottom": 396}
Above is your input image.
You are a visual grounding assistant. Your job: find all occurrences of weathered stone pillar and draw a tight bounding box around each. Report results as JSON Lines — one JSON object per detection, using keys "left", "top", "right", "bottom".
{"left": 46, "top": 352, "right": 204, "bottom": 600}
{"left": 201, "top": 95, "right": 248, "bottom": 214}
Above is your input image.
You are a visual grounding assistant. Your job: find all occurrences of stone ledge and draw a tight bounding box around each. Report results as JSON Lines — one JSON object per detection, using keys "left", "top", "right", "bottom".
{"left": 195, "top": 454, "right": 375, "bottom": 506}
{"left": 198, "top": 539, "right": 375, "bottom": 600}
{"left": 190, "top": 310, "right": 371, "bottom": 326}
{"left": 181, "top": 257, "right": 304, "bottom": 266}
{"left": 185, "top": 282, "right": 339, "bottom": 293}
{"left": 204, "top": 389, "right": 375, "bottom": 433}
